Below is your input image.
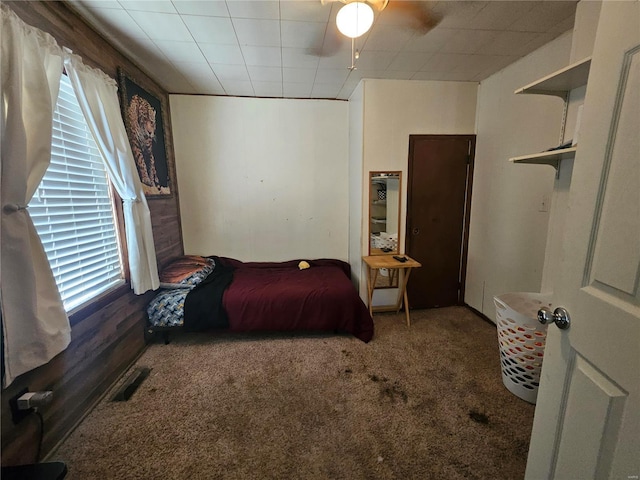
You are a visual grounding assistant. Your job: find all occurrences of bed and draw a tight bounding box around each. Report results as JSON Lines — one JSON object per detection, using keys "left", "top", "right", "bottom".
{"left": 147, "top": 255, "right": 374, "bottom": 343}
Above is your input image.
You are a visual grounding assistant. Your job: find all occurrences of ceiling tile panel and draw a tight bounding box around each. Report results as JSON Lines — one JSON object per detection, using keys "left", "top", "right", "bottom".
{"left": 226, "top": 1, "right": 280, "bottom": 20}
{"left": 476, "top": 31, "right": 543, "bottom": 57}
{"left": 343, "top": 70, "right": 366, "bottom": 81}
{"left": 127, "top": 11, "right": 192, "bottom": 41}
{"left": 182, "top": 15, "right": 237, "bottom": 44}
{"left": 119, "top": 37, "right": 170, "bottom": 68}
{"left": 403, "top": 28, "right": 457, "bottom": 53}
{"left": 374, "top": 1, "right": 437, "bottom": 27}
{"left": 283, "top": 82, "right": 313, "bottom": 98}
{"left": 283, "top": 68, "right": 317, "bottom": 84}
{"left": 347, "top": 69, "right": 383, "bottom": 81}
{"left": 452, "top": 54, "right": 500, "bottom": 77}
{"left": 519, "top": 32, "right": 567, "bottom": 57}
{"left": 281, "top": 20, "right": 327, "bottom": 50}
{"left": 361, "top": 24, "right": 414, "bottom": 52}
{"left": 386, "top": 52, "right": 431, "bottom": 71}
{"left": 180, "top": 72, "right": 225, "bottom": 95}
{"left": 419, "top": 53, "right": 472, "bottom": 73}
{"left": 314, "top": 68, "right": 349, "bottom": 84}
{"left": 551, "top": 15, "right": 577, "bottom": 34}
{"left": 412, "top": 71, "right": 478, "bottom": 82}
{"left": 173, "top": 1, "right": 230, "bottom": 17}
{"left": 247, "top": 65, "right": 283, "bottom": 83}
{"left": 429, "top": 1, "right": 488, "bottom": 30}
{"left": 75, "top": 0, "right": 122, "bottom": 8}
{"left": 510, "top": 1, "right": 578, "bottom": 33}
{"left": 145, "top": 65, "right": 195, "bottom": 93}
{"left": 220, "top": 80, "right": 255, "bottom": 96}
{"left": 241, "top": 46, "right": 282, "bottom": 67}
{"left": 172, "top": 61, "right": 222, "bottom": 86}
{"left": 338, "top": 79, "right": 361, "bottom": 99}
{"left": 233, "top": 18, "right": 281, "bottom": 47}
{"left": 311, "top": 83, "right": 342, "bottom": 99}
{"left": 468, "top": 1, "right": 537, "bottom": 31}
{"left": 280, "top": 1, "right": 331, "bottom": 23}
{"left": 320, "top": 33, "right": 353, "bottom": 58}
{"left": 75, "top": 7, "right": 148, "bottom": 41}
{"left": 122, "top": 1, "right": 176, "bottom": 14}
{"left": 200, "top": 43, "right": 244, "bottom": 65}
{"left": 351, "top": 50, "right": 395, "bottom": 71}
{"left": 438, "top": 29, "right": 499, "bottom": 55}
{"left": 212, "top": 64, "right": 251, "bottom": 82}
{"left": 381, "top": 71, "right": 415, "bottom": 80}
{"left": 351, "top": 69, "right": 414, "bottom": 81}
{"left": 252, "top": 81, "right": 283, "bottom": 97}
{"left": 317, "top": 49, "right": 353, "bottom": 69}
{"left": 282, "top": 48, "right": 320, "bottom": 69}
{"left": 196, "top": 84, "right": 227, "bottom": 95}
{"left": 474, "top": 55, "right": 520, "bottom": 80}
{"left": 153, "top": 40, "right": 207, "bottom": 63}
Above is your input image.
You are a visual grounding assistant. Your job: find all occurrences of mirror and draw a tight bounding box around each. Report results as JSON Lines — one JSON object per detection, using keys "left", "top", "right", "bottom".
{"left": 369, "top": 171, "right": 401, "bottom": 256}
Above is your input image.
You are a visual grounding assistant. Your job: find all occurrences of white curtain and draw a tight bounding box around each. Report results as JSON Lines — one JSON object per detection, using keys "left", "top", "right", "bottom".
{"left": 64, "top": 54, "right": 159, "bottom": 294}
{"left": 1, "top": 5, "right": 70, "bottom": 387}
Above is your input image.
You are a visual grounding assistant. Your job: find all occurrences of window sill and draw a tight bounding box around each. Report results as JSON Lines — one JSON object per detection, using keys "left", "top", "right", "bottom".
{"left": 68, "top": 282, "right": 132, "bottom": 327}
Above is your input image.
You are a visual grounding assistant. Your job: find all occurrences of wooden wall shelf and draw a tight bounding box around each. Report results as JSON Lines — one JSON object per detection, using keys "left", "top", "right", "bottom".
{"left": 509, "top": 147, "right": 578, "bottom": 171}
{"left": 515, "top": 57, "right": 591, "bottom": 97}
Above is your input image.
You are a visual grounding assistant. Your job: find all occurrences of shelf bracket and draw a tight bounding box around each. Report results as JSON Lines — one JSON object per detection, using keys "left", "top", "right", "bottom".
{"left": 533, "top": 160, "right": 561, "bottom": 178}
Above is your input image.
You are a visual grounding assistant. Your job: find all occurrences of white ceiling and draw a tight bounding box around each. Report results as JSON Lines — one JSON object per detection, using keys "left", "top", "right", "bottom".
{"left": 67, "top": 0, "right": 579, "bottom": 100}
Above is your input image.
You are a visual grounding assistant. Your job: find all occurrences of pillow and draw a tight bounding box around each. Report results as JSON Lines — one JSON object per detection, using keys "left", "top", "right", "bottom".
{"left": 147, "top": 289, "right": 189, "bottom": 328}
{"left": 159, "top": 255, "right": 215, "bottom": 285}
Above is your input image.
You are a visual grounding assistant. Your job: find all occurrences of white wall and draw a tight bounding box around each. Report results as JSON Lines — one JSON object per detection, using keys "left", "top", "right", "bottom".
{"left": 540, "top": 0, "right": 601, "bottom": 294}
{"left": 465, "top": 31, "right": 574, "bottom": 321}
{"left": 355, "top": 79, "right": 478, "bottom": 302}
{"left": 170, "top": 95, "right": 350, "bottom": 262}
{"left": 348, "top": 83, "right": 365, "bottom": 289}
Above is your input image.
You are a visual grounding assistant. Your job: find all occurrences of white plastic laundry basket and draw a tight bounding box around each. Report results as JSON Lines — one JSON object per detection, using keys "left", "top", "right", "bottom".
{"left": 371, "top": 232, "right": 398, "bottom": 251}
{"left": 494, "top": 292, "right": 552, "bottom": 404}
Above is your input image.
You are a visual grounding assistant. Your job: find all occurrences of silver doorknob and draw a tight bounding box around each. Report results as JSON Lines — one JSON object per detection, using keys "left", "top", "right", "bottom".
{"left": 537, "top": 307, "right": 571, "bottom": 330}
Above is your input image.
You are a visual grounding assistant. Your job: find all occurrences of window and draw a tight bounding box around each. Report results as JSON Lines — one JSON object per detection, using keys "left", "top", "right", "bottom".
{"left": 28, "top": 74, "right": 124, "bottom": 312}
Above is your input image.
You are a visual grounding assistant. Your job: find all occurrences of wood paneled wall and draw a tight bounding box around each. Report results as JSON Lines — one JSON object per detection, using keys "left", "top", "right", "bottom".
{"left": 1, "top": 1, "right": 184, "bottom": 465}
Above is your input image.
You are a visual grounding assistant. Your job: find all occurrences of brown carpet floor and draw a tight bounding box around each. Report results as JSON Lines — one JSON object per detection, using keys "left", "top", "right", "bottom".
{"left": 50, "top": 307, "right": 535, "bottom": 480}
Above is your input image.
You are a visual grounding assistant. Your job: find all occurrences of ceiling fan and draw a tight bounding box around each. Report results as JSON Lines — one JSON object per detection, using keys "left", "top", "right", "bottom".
{"left": 316, "top": 0, "right": 440, "bottom": 64}
{"left": 321, "top": 0, "right": 438, "bottom": 35}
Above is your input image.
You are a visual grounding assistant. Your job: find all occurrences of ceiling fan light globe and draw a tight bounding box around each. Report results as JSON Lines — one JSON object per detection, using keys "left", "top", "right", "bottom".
{"left": 336, "top": 2, "right": 374, "bottom": 38}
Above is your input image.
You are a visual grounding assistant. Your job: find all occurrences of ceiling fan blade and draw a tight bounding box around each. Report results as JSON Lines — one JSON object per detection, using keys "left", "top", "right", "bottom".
{"left": 383, "top": 1, "right": 441, "bottom": 34}
{"left": 368, "top": 0, "right": 389, "bottom": 12}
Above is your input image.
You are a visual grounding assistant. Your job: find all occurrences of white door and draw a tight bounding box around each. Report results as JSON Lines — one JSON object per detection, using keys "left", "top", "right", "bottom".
{"left": 525, "top": 2, "right": 640, "bottom": 479}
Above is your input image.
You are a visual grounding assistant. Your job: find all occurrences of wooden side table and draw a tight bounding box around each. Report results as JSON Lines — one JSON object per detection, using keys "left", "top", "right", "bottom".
{"left": 362, "top": 255, "right": 422, "bottom": 326}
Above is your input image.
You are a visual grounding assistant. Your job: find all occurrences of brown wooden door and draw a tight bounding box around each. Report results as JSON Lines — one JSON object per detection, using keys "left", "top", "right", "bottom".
{"left": 405, "top": 135, "right": 474, "bottom": 309}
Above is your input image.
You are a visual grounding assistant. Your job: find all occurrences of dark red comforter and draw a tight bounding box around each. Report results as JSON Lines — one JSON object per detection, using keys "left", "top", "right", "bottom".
{"left": 216, "top": 257, "right": 373, "bottom": 342}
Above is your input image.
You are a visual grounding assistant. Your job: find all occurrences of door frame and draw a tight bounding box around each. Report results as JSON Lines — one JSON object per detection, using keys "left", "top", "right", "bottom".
{"left": 405, "top": 134, "right": 476, "bottom": 305}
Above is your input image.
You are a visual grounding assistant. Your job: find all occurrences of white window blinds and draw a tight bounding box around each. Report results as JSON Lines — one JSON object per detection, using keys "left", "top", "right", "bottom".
{"left": 29, "top": 74, "right": 124, "bottom": 312}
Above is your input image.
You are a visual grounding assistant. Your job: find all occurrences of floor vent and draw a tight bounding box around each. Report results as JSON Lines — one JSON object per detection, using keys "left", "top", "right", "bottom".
{"left": 111, "top": 367, "right": 151, "bottom": 402}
